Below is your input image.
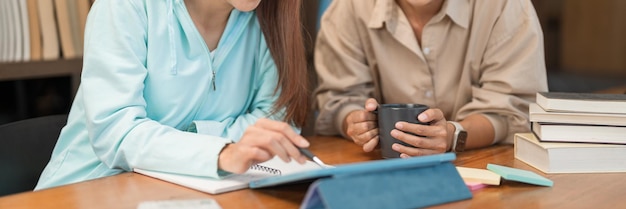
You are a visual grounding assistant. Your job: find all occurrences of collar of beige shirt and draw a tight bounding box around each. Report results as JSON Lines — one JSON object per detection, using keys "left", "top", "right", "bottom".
{"left": 367, "top": 0, "right": 470, "bottom": 29}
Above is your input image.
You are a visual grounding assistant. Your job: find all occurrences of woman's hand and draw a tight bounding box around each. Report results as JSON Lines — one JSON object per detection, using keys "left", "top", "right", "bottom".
{"left": 390, "top": 108, "right": 451, "bottom": 158}
{"left": 344, "top": 98, "right": 380, "bottom": 152}
{"left": 217, "top": 118, "right": 309, "bottom": 174}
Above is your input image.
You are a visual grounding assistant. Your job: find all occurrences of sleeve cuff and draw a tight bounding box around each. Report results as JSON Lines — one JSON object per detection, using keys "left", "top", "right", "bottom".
{"left": 188, "top": 119, "right": 234, "bottom": 137}
{"left": 217, "top": 169, "right": 234, "bottom": 178}
{"left": 336, "top": 104, "right": 365, "bottom": 140}
{"left": 481, "top": 113, "right": 507, "bottom": 144}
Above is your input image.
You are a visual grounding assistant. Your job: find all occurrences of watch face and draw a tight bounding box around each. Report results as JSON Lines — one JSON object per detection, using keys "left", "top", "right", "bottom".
{"left": 455, "top": 131, "right": 468, "bottom": 152}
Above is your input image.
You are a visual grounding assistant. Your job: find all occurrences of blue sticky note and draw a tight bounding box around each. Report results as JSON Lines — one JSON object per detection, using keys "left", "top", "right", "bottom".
{"left": 487, "top": 164, "right": 553, "bottom": 187}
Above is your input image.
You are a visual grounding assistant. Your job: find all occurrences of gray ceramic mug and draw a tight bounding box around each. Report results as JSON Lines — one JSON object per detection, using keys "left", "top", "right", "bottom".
{"left": 377, "top": 104, "right": 430, "bottom": 158}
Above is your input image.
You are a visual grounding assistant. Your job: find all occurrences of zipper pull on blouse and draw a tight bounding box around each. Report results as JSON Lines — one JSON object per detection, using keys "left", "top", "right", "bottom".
{"left": 211, "top": 70, "right": 217, "bottom": 91}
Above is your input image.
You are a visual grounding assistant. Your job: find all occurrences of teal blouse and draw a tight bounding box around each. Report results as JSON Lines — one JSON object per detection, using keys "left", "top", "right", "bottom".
{"left": 36, "top": 0, "right": 286, "bottom": 189}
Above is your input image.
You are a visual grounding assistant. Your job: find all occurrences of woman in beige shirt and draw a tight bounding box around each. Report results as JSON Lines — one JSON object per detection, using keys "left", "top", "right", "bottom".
{"left": 314, "top": 0, "right": 548, "bottom": 157}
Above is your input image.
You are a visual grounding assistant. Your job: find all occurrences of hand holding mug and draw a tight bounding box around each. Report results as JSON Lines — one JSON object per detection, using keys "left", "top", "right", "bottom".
{"left": 390, "top": 108, "right": 450, "bottom": 158}
{"left": 343, "top": 98, "right": 380, "bottom": 152}
{"left": 377, "top": 103, "right": 430, "bottom": 158}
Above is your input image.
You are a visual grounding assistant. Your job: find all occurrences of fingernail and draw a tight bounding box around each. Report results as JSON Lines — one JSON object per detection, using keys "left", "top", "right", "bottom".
{"left": 418, "top": 113, "right": 428, "bottom": 121}
{"left": 366, "top": 103, "right": 376, "bottom": 109}
{"left": 392, "top": 144, "right": 400, "bottom": 150}
{"left": 301, "top": 139, "right": 310, "bottom": 147}
{"left": 390, "top": 130, "right": 399, "bottom": 137}
{"left": 395, "top": 122, "right": 403, "bottom": 129}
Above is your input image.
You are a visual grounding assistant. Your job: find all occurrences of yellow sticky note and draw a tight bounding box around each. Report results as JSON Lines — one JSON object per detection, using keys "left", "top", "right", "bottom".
{"left": 456, "top": 166, "right": 501, "bottom": 185}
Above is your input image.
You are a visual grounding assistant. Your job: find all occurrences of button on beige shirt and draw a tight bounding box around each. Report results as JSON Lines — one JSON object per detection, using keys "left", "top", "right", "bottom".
{"left": 314, "top": 0, "right": 548, "bottom": 144}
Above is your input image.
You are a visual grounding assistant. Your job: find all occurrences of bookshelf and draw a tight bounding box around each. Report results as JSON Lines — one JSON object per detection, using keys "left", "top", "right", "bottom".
{"left": 0, "top": 0, "right": 91, "bottom": 122}
{"left": 0, "top": 59, "right": 82, "bottom": 96}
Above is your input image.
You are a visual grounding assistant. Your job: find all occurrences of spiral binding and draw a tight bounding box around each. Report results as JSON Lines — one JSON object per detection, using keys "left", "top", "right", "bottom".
{"left": 250, "top": 164, "right": 282, "bottom": 175}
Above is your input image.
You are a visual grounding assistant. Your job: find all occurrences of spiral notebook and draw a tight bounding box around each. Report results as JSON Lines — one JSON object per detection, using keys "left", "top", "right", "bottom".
{"left": 133, "top": 157, "right": 322, "bottom": 194}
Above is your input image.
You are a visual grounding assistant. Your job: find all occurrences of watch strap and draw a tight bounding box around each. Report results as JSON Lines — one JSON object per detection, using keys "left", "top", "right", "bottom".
{"left": 447, "top": 121, "right": 467, "bottom": 153}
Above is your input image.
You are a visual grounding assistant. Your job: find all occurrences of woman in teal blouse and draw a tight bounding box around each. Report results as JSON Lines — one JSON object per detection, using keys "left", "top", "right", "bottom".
{"left": 36, "top": 0, "right": 310, "bottom": 189}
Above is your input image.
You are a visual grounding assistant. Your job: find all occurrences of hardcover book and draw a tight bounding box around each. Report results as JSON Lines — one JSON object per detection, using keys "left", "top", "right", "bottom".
{"left": 514, "top": 133, "right": 626, "bottom": 173}
{"left": 37, "top": 0, "right": 60, "bottom": 60}
{"left": 532, "top": 122, "right": 626, "bottom": 144}
{"left": 536, "top": 92, "right": 626, "bottom": 114}
{"left": 26, "top": 0, "right": 42, "bottom": 61}
{"left": 529, "top": 103, "right": 626, "bottom": 126}
{"left": 18, "top": 0, "right": 31, "bottom": 61}
{"left": 4, "top": 0, "right": 20, "bottom": 62}
{"left": 75, "top": 0, "right": 91, "bottom": 47}
{"left": 54, "top": 0, "right": 80, "bottom": 59}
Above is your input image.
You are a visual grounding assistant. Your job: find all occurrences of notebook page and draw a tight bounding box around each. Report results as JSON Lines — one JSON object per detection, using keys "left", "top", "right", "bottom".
{"left": 134, "top": 167, "right": 275, "bottom": 194}
{"left": 134, "top": 157, "right": 324, "bottom": 194}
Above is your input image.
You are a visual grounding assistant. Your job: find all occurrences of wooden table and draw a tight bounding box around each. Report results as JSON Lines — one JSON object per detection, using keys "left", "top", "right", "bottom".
{"left": 1, "top": 136, "right": 626, "bottom": 209}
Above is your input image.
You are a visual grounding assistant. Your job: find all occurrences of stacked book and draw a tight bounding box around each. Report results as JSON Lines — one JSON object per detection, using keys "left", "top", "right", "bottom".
{"left": 515, "top": 92, "right": 626, "bottom": 173}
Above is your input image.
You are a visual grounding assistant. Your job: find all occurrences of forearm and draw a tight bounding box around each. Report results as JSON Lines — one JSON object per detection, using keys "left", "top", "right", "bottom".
{"left": 450, "top": 114, "right": 495, "bottom": 150}
{"left": 86, "top": 112, "right": 230, "bottom": 178}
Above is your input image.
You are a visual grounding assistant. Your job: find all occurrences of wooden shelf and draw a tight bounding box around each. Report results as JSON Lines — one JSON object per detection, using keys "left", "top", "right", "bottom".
{"left": 0, "top": 59, "right": 82, "bottom": 96}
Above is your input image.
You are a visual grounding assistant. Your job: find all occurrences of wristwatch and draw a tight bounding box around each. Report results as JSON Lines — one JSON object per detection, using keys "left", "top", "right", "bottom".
{"left": 447, "top": 121, "right": 467, "bottom": 153}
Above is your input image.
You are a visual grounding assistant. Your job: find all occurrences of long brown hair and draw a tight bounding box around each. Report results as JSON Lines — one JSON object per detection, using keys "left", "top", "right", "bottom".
{"left": 256, "top": 1, "right": 309, "bottom": 127}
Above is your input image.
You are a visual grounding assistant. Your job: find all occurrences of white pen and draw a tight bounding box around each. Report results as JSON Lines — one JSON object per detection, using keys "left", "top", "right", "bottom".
{"left": 298, "top": 147, "right": 330, "bottom": 168}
